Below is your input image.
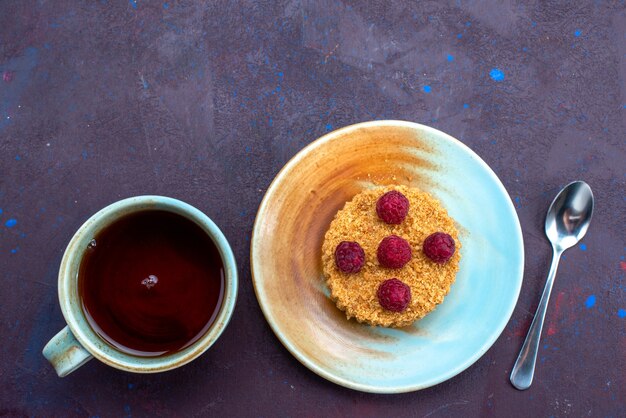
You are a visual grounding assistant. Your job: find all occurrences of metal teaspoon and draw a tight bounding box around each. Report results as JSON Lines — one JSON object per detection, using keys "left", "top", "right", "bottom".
{"left": 510, "top": 181, "right": 594, "bottom": 390}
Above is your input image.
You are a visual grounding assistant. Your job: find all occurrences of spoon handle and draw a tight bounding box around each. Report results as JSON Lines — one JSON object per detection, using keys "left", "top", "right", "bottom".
{"left": 510, "top": 248, "right": 562, "bottom": 390}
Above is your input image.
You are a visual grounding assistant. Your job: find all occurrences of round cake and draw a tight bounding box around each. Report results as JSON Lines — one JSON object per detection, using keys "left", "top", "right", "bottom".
{"left": 322, "top": 185, "right": 461, "bottom": 327}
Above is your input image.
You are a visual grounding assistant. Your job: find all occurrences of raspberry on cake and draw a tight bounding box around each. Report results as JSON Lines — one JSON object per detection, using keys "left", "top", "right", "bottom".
{"left": 321, "top": 185, "right": 461, "bottom": 328}
{"left": 423, "top": 232, "right": 456, "bottom": 263}
{"left": 334, "top": 241, "right": 365, "bottom": 273}
{"left": 377, "top": 235, "right": 412, "bottom": 268}
{"left": 377, "top": 278, "right": 411, "bottom": 312}
{"left": 376, "top": 190, "right": 409, "bottom": 224}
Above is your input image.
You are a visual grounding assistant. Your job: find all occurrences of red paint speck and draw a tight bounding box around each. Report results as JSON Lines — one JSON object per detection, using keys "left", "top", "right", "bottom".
{"left": 2, "top": 71, "right": 13, "bottom": 83}
{"left": 620, "top": 261, "right": 626, "bottom": 272}
{"left": 553, "top": 291, "right": 565, "bottom": 312}
{"left": 545, "top": 291, "right": 566, "bottom": 336}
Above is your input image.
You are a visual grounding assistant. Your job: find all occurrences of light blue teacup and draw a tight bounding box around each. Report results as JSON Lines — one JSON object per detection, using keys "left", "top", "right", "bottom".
{"left": 42, "top": 196, "right": 238, "bottom": 377}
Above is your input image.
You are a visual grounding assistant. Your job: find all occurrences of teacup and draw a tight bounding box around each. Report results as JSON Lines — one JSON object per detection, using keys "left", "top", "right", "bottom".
{"left": 42, "top": 196, "right": 238, "bottom": 377}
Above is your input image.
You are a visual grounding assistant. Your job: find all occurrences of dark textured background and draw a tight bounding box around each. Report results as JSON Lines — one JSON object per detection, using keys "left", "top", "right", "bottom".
{"left": 1, "top": 1, "right": 625, "bottom": 416}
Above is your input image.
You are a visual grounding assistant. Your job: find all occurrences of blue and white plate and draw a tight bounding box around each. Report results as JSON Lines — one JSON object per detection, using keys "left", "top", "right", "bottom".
{"left": 251, "top": 120, "right": 524, "bottom": 393}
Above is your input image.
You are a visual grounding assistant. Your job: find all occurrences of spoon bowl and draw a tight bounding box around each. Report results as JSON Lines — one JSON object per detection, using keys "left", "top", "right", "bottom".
{"left": 545, "top": 181, "right": 594, "bottom": 251}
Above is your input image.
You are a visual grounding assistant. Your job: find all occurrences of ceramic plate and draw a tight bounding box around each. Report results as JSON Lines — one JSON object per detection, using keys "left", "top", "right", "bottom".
{"left": 251, "top": 121, "right": 524, "bottom": 393}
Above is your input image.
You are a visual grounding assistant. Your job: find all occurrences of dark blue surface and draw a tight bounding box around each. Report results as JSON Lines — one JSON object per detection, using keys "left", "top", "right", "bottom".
{"left": 1, "top": 1, "right": 624, "bottom": 416}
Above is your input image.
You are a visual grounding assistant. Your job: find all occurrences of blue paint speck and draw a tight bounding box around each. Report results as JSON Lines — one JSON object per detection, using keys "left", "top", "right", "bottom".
{"left": 0, "top": 208, "right": 3, "bottom": 214}
{"left": 489, "top": 68, "right": 505, "bottom": 81}
{"left": 128, "top": 383, "right": 135, "bottom": 389}
{"left": 82, "top": 150, "right": 88, "bottom": 159}
{"left": 277, "top": 71, "right": 284, "bottom": 78}
{"left": 141, "top": 78, "right": 149, "bottom": 89}
{"left": 129, "top": 0, "right": 137, "bottom": 9}
{"left": 163, "top": 2, "right": 169, "bottom": 8}
{"left": 531, "top": 21, "right": 537, "bottom": 28}
{"left": 522, "top": 47, "right": 528, "bottom": 52}
{"left": 325, "top": 123, "right": 332, "bottom": 131}
{"left": 423, "top": 85, "right": 432, "bottom": 93}
{"left": 447, "top": 54, "right": 454, "bottom": 62}
{"left": 574, "top": 29, "right": 581, "bottom": 37}
{"left": 11, "top": 247, "right": 18, "bottom": 254}
{"left": 15, "top": 155, "right": 21, "bottom": 161}
{"left": 584, "top": 294, "right": 596, "bottom": 308}
{"left": 268, "top": 117, "right": 273, "bottom": 127}
{"left": 5, "top": 219, "right": 17, "bottom": 228}
{"left": 580, "top": 243, "right": 587, "bottom": 251}
{"left": 457, "top": 33, "right": 462, "bottom": 39}
{"left": 463, "top": 103, "right": 469, "bottom": 109}
{"left": 618, "top": 309, "right": 626, "bottom": 318}
{"left": 465, "top": 21, "right": 471, "bottom": 27}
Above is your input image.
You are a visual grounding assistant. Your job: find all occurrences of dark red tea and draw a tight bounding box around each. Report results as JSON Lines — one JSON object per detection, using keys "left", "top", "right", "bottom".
{"left": 78, "top": 210, "right": 224, "bottom": 357}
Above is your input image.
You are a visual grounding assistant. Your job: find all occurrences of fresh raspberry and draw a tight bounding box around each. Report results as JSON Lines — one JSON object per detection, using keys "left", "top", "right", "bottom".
{"left": 423, "top": 232, "right": 455, "bottom": 263}
{"left": 377, "top": 235, "right": 412, "bottom": 268}
{"left": 334, "top": 241, "right": 365, "bottom": 273}
{"left": 377, "top": 278, "right": 411, "bottom": 312}
{"left": 376, "top": 190, "right": 410, "bottom": 224}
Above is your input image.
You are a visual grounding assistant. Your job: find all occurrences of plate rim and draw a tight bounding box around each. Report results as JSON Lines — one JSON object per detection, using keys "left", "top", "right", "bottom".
{"left": 250, "top": 120, "right": 524, "bottom": 393}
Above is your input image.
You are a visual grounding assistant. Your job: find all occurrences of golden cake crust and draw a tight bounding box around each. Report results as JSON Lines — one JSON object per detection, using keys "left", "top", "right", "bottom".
{"left": 322, "top": 185, "right": 461, "bottom": 327}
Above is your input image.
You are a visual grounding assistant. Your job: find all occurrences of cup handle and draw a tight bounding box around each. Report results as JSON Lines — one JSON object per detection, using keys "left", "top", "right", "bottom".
{"left": 42, "top": 325, "right": 92, "bottom": 377}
